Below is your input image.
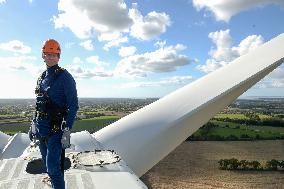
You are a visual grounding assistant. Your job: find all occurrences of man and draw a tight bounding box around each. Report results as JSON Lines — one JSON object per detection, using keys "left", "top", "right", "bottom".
{"left": 29, "top": 39, "right": 78, "bottom": 189}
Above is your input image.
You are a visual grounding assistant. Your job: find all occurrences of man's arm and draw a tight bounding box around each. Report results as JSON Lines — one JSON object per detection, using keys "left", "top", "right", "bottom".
{"left": 63, "top": 72, "right": 79, "bottom": 130}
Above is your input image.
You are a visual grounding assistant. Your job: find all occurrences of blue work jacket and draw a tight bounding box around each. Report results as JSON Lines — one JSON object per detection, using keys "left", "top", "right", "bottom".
{"left": 35, "top": 64, "right": 78, "bottom": 136}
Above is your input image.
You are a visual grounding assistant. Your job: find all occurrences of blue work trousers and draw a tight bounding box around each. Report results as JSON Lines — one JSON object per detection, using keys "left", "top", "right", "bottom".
{"left": 39, "top": 132, "right": 65, "bottom": 189}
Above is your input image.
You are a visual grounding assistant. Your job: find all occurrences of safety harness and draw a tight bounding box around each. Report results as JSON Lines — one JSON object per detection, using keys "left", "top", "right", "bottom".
{"left": 34, "top": 67, "right": 69, "bottom": 175}
{"left": 34, "top": 66, "right": 67, "bottom": 136}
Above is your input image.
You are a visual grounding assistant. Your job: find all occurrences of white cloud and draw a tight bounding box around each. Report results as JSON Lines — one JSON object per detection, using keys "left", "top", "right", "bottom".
{"left": 65, "top": 42, "right": 75, "bottom": 49}
{"left": 208, "top": 29, "right": 237, "bottom": 62}
{"left": 197, "top": 59, "right": 227, "bottom": 73}
{"left": 53, "top": 0, "right": 133, "bottom": 39}
{"left": 118, "top": 46, "right": 137, "bottom": 57}
{"left": 175, "top": 44, "right": 187, "bottom": 51}
{"left": 79, "top": 40, "right": 94, "bottom": 51}
{"left": 77, "top": 71, "right": 113, "bottom": 79}
{"left": 74, "top": 0, "right": 133, "bottom": 31}
{"left": 53, "top": 1, "right": 94, "bottom": 39}
{"left": 0, "top": 72, "right": 35, "bottom": 98}
{"left": 66, "top": 65, "right": 84, "bottom": 74}
{"left": 66, "top": 64, "right": 113, "bottom": 79}
{"left": 192, "top": 0, "right": 284, "bottom": 22}
{"left": 119, "top": 75, "right": 194, "bottom": 88}
{"left": 0, "top": 55, "right": 43, "bottom": 79}
{"left": 0, "top": 0, "right": 6, "bottom": 4}
{"left": 0, "top": 40, "right": 31, "bottom": 54}
{"left": 0, "top": 55, "right": 36, "bottom": 68}
{"left": 197, "top": 29, "right": 264, "bottom": 73}
{"left": 154, "top": 40, "right": 167, "bottom": 48}
{"left": 269, "top": 67, "right": 284, "bottom": 80}
{"left": 97, "top": 32, "right": 129, "bottom": 50}
{"left": 86, "top": 55, "right": 109, "bottom": 67}
{"left": 68, "top": 55, "right": 112, "bottom": 79}
{"left": 115, "top": 43, "right": 194, "bottom": 77}
{"left": 0, "top": 55, "right": 39, "bottom": 98}
{"left": 129, "top": 3, "right": 171, "bottom": 40}
{"left": 103, "top": 36, "right": 128, "bottom": 51}
{"left": 53, "top": 1, "right": 171, "bottom": 51}
{"left": 98, "top": 31, "right": 121, "bottom": 42}
{"left": 72, "top": 57, "right": 83, "bottom": 64}
{"left": 234, "top": 35, "right": 264, "bottom": 56}
{"left": 194, "top": 21, "right": 206, "bottom": 26}
{"left": 270, "top": 80, "right": 284, "bottom": 88}
{"left": 255, "top": 67, "right": 284, "bottom": 88}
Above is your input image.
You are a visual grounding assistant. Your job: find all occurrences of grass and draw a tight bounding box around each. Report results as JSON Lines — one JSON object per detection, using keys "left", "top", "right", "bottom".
{"left": 211, "top": 120, "right": 284, "bottom": 132}
{"left": 0, "top": 122, "right": 30, "bottom": 134}
{"left": 248, "top": 125, "right": 284, "bottom": 133}
{"left": 214, "top": 113, "right": 273, "bottom": 120}
{"left": 72, "top": 116, "right": 119, "bottom": 133}
{"left": 191, "top": 120, "right": 284, "bottom": 140}
{"left": 1, "top": 114, "right": 283, "bottom": 140}
{"left": 0, "top": 116, "right": 120, "bottom": 135}
{"left": 214, "top": 113, "right": 248, "bottom": 119}
{"left": 210, "top": 127, "right": 282, "bottom": 139}
{"left": 81, "top": 115, "right": 119, "bottom": 120}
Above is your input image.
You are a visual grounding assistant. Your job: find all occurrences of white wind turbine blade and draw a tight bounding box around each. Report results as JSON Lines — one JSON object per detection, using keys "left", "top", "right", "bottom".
{"left": 0, "top": 131, "right": 10, "bottom": 152}
{"left": 94, "top": 33, "right": 284, "bottom": 177}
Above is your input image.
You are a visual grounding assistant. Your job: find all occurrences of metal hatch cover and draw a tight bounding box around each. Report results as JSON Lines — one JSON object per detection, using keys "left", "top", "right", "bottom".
{"left": 68, "top": 150, "right": 121, "bottom": 168}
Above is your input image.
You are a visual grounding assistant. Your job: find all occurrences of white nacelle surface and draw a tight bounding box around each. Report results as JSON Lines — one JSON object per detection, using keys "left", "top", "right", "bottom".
{"left": 0, "top": 131, "right": 147, "bottom": 189}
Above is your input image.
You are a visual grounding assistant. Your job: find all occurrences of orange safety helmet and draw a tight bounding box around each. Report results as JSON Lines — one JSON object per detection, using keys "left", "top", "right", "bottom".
{"left": 42, "top": 39, "right": 61, "bottom": 54}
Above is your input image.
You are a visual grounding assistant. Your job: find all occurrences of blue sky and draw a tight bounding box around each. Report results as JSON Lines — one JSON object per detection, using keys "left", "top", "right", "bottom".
{"left": 0, "top": 0, "right": 283, "bottom": 98}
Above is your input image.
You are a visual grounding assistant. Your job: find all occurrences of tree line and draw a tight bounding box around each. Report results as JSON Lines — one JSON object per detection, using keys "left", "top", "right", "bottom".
{"left": 213, "top": 114, "right": 284, "bottom": 127}
{"left": 218, "top": 158, "right": 284, "bottom": 171}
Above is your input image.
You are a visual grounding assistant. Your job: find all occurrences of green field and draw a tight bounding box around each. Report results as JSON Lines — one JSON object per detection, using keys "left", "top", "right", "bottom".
{"left": 1, "top": 112, "right": 283, "bottom": 141}
{"left": 189, "top": 120, "right": 284, "bottom": 141}
{"left": 211, "top": 120, "right": 284, "bottom": 132}
{"left": 0, "top": 116, "right": 119, "bottom": 135}
{"left": 214, "top": 113, "right": 273, "bottom": 120}
{"left": 72, "top": 116, "right": 119, "bottom": 132}
{"left": 214, "top": 113, "right": 248, "bottom": 119}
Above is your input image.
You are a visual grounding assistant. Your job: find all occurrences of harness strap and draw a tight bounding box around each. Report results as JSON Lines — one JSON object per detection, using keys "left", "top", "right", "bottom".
{"left": 38, "top": 135, "right": 51, "bottom": 145}
{"left": 34, "top": 66, "right": 67, "bottom": 133}
{"left": 35, "top": 67, "right": 65, "bottom": 95}
{"left": 61, "top": 149, "right": 65, "bottom": 176}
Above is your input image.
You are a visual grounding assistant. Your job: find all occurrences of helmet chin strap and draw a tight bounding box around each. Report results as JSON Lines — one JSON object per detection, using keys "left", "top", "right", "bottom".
{"left": 44, "top": 59, "right": 50, "bottom": 68}
{"left": 44, "top": 60, "right": 49, "bottom": 68}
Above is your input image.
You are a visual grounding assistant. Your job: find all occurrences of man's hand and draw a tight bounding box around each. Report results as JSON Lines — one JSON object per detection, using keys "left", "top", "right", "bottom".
{"left": 28, "top": 121, "right": 37, "bottom": 141}
{"left": 61, "top": 129, "right": 71, "bottom": 149}
{"left": 28, "top": 128, "right": 33, "bottom": 141}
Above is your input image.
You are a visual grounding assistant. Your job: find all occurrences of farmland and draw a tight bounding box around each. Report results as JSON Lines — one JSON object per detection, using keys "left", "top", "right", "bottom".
{"left": 0, "top": 98, "right": 154, "bottom": 135}
{"left": 141, "top": 140, "right": 284, "bottom": 189}
{"left": 0, "top": 97, "right": 283, "bottom": 188}
{"left": 0, "top": 97, "right": 283, "bottom": 140}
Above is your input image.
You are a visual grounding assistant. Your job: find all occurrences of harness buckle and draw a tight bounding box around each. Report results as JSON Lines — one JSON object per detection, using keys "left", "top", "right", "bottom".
{"left": 36, "top": 111, "right": 48, "bottom": 118}
{"left": 61, "top": 118, "right": 67, "bottom": 131}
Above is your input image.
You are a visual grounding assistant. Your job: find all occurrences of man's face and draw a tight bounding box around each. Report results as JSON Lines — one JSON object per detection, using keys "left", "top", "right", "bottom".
{"left": 43, "top": 53, "right": 59, "bottom": 67}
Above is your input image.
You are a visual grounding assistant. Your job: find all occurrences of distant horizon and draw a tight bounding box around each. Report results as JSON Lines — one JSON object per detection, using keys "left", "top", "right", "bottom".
{"left": 0, "top": 95, "right": 284, "bottom": 100}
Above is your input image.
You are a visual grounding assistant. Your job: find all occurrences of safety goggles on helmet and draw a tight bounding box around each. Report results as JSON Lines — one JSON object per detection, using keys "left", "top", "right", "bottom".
{"left": 42, "top": 53, "right": 59, "bottom": 59}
